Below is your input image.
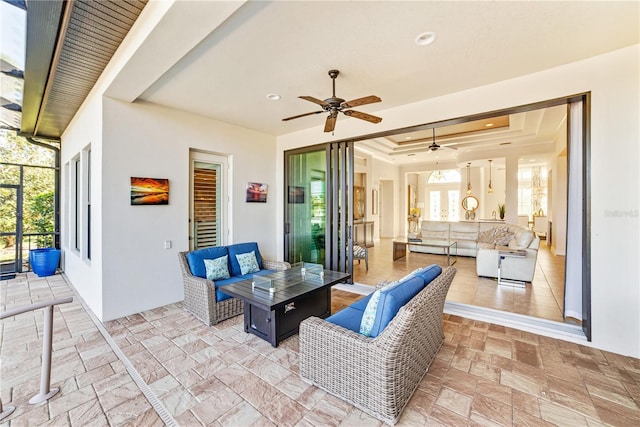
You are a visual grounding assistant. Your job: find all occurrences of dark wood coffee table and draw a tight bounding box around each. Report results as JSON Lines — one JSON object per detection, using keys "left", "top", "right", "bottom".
{"left": 220, "top": 267, "right": 351, "bottom": 347}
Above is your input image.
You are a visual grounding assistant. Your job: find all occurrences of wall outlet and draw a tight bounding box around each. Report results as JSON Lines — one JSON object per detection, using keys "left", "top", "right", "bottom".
{"left": 164, "top": 240, "right": 172, "bottom": 249}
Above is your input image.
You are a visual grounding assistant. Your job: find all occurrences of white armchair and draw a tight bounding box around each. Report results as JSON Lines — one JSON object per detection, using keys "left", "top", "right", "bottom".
{"left": 476, "top": 232, "right": 540, "bottom": 282}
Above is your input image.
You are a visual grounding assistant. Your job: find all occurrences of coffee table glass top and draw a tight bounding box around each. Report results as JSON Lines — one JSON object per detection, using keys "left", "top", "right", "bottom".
{"left": 220, "top": 265, "right": 351, "bottom": 309}
{"left": 253, "top": 262, "right": 324, "bottom": 293}
{"left": 395, "top": 237, "right": 455, "bottom": 248}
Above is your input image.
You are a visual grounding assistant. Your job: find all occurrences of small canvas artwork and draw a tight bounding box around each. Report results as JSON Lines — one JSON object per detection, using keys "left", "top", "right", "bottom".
{"left": 288, "top": 186, "right": 305, "bottom": 203}
{"left": 246, "top": 182, "right": 268, "bottom": 203}
{"left": 130, "top": 177, "right": 169, "bottom": 205}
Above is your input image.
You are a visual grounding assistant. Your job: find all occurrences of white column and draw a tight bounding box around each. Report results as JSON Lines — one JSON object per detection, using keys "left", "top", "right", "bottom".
{"left": 505, "top": 154, "right": 519, "bottom": 224}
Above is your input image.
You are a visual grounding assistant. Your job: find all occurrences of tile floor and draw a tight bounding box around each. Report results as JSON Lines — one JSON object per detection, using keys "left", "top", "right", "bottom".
{"left": 353, "top": 238, "right": 569, "bottom": 323}
{"left": 1, "top": 272, "right": 639, "bottom": 426}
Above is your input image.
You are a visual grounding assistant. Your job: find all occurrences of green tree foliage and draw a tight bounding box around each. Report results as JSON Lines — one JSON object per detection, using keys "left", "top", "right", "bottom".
{"left": 1, "top": 130, "right": 57, "bottom": 248}
{"left": 27, "top": 190, "right": 55, "bottom": 246}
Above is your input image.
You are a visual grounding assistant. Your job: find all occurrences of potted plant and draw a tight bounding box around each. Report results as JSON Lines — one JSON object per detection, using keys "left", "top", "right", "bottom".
{"left": 498, "top": 203, "right": 506, "bottom": 220}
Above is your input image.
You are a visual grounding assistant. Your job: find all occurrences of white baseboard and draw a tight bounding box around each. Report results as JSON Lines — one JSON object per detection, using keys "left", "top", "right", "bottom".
{"left": 333, "top": 282, "right": 375, "bottom": 295}
{"left": 444, "top": 301, "right": 588, "bottom": 344}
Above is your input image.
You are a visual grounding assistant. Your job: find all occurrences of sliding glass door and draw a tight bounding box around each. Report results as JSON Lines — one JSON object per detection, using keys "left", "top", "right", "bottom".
{"left": 285, "top": 148, "right": 327, "bottom": 265}
{"left": 284, "top": 142, "right": 356, "bottom": 279}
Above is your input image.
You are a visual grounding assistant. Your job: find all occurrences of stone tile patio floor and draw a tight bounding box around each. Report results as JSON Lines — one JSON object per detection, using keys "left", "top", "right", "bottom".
{"left": 1, "top": 272, "right": 639, "bottom": 426}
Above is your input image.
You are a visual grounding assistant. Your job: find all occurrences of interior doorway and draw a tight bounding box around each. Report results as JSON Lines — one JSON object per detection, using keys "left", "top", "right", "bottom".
{"left": 347, "top": 94, "right": 590, "bottom": 339}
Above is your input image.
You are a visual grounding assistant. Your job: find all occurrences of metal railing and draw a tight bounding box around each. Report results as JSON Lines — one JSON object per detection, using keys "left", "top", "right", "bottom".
{"left": 0, "top": 296, "right": 73, "bottom": 421}
{"left": 0, "top": 232, "right": 59, "bottom": 278}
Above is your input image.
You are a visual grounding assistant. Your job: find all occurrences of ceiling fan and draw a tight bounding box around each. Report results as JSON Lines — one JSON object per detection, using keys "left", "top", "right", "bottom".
{"left": 282, "top": 69, "right": 382, "bottom": 133}
{"left": 427, "top": 128, "right": 457, "bottom": 152}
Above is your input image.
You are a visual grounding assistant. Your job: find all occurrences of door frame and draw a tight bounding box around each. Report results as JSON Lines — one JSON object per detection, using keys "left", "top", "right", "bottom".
{"left": 320, "top": 93, "right": 592, "bottom": 340}
{"left": 189, "top": 150, "right": 230, "bottom": 250}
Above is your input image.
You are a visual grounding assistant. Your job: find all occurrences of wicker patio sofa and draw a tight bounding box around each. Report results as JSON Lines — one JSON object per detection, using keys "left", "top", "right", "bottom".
{"left": 178, "top": 243, "right": 290, "bottom": 326}
{"left": 299, "top": 266, "right": 456, "bottom": 425}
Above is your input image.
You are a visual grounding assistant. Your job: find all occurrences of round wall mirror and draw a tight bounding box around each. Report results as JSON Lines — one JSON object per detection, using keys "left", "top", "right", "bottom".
{"left": 461, "top": 195, "right": 479, "bottom": 211}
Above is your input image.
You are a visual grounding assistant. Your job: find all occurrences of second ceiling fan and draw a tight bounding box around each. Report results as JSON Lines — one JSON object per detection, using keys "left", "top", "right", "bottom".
{"left": 283, "top": 69, "right": 382, "bottom": 133}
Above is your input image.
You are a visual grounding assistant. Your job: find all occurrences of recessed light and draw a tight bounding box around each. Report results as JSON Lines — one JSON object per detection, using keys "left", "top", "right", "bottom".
{"left": 405, "top": 136, "right": 412, "bottom": 140}
{"left": 415, "top": 31, "right": 437, "bottom": 46}
{"left": 499, "top": 142, "right": 511, "bottom": 146}
{"left": 266, "top": 93, "right": 281, "bottom": 101}
{"left": 407, "top": 153, "right": 415, "bottom": 156}
{"left": 485, "top": 123, "right": 494, "bottom": 127}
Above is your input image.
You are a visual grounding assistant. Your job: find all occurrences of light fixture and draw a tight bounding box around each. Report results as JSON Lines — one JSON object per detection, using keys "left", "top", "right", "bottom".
{"left": 415, "top": 31, "right": 438, "bottom": 46}
{"left": 466, "top": 162, "right": 472, "bottom": 195}
{"left": 488, "top": 159, "right": 494, "bottom": 194}
{"left": 266, "top": 93, "right": 281, "bottom": 101}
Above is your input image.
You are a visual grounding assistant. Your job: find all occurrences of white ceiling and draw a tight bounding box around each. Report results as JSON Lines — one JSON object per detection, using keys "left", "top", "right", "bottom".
{"left": 114, "top": 1, "right": 638, "bottom": 164}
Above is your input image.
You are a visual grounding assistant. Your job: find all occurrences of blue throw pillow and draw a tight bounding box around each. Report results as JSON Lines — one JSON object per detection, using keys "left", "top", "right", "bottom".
{"left": 228, "top": 242, "right": 263, "bottom": 276}
{"left": 360, "top": 276, "right": 425, "bottom": 338}
{"left": 204, "top": 255, "right": 230, "bottom": 281}
{"left": 186, "top": 246, "right": 229, "bottom": 278}
{"left": 359, "top": 290, "right": 382, "bottom": 336}
{"left": 236, "top": 251, "right": 260, "bottom": 275}
{"left": 359, "top": 279, "right": 409, "bottom": 337}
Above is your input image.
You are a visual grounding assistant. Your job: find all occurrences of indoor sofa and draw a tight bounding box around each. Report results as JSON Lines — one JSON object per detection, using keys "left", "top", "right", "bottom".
{"left": 299, "top": 265, "right": 456, "bottom": 425}
{"left": 408, "top": 220, "right": 539, "bottom": 282}
{"left": 178, "top": 242, "right": 290, "bottom": 326}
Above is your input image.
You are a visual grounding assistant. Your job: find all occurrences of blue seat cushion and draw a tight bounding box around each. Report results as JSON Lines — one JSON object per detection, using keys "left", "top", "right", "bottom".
{"left": 326, "top": 307, "right": 365, "bottom": 333}
{"left": 350, "top": 294, "right": 373, "bottom": 311}
{"left": 186, "top": 246, "right": 229, "bottom": 279}
{"left": 367, "top": 276, "right": 425, "bottom": 338}
{"left": 228, "top": 242, "right": 263, "bottom": 277}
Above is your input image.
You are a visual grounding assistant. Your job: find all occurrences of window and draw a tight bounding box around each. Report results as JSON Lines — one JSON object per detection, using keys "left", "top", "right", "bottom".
{"left": 518, "top": 165, "right": 548, "bottom": 216}
{"left": 69, "top": 146, "right": 91, "bottom": 260}
{"left": 427, "top": 169, "right": 460, "bottom": 221}
{"left": 429, "top": 191, "right": 440, "bottom": 220}
{"left": 427, "top": 169, "right": 461, "bottom": 184}
{"left": 73, "top": 156, "right": 80, "bottom": 251}
{"left": 448, "top": 190, "right": 460, "bottom": 221}
{"left": 85, "top": 147, "right": 91, "bottom": 260}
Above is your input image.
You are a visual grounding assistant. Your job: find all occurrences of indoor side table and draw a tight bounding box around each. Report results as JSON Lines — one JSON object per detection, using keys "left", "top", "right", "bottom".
{"left": 497, "top": 249, "right": 527, "bottom": 288}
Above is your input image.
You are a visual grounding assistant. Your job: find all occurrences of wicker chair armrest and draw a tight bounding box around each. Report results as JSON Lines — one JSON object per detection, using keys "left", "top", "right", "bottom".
{"left": 263, "top": 259, "right": 291, "bottom": 271}
{"left": 299, "top": 317, "right": 374, "bottom": 372}
{"left": 182, "top": 271, "right": 217, "bottom": 300}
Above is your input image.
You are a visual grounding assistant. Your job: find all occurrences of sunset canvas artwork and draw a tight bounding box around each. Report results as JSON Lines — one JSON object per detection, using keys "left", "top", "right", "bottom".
{"left": 130, "top": 177, "right": 169, "bottom": 205}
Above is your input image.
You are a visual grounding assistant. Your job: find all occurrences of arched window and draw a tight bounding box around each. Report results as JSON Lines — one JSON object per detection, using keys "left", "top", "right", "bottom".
{"left": 427, "top": 169, "right": 461, "bottom": 184}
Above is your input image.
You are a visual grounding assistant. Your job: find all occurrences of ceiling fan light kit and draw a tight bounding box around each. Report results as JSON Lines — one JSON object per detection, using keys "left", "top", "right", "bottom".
{"left": 282, "top": 69, "right": 382, "bottom": 133}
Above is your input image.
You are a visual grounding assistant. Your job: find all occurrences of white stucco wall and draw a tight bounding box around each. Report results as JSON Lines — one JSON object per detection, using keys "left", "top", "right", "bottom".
{"left": 277, "top": 45, "right": 640, "bottom": 357}
{"left": 60, "top": 95, "right": 104, "bottom": 319}
{"left": 60, "top": 98, "right": 277, "bottom": 321}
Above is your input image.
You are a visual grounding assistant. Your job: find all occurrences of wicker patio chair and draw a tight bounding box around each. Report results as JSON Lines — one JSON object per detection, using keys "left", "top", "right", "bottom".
{"left": 177, "top": 251, "right": 290, "bottom": 326}
{"left": 299, "top": 267, "right": 456, "bottom": 425}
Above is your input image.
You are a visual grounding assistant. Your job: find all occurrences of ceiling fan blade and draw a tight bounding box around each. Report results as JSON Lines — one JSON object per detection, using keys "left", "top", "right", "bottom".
{"left": 299, "top": 96, "right": 329, "bottom": 107}
{"left": 343, "top": 110, "right": 382, "bottom": 124}
{"left": 282, "top": 110, "right": 324, "bottom": 121}
{"left": 324, "top": 114, "right": 337, "bottom": 133}
{"left": 341, "top": 95, "right": 381, "bottom": 109}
